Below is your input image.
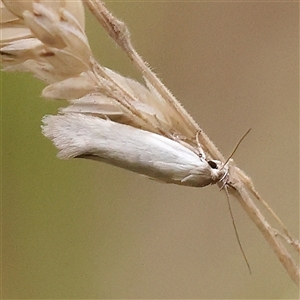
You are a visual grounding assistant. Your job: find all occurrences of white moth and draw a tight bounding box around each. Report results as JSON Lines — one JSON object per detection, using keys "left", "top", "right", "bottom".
{"left": 42, "top": 114, "right": 228, "bottom": 188}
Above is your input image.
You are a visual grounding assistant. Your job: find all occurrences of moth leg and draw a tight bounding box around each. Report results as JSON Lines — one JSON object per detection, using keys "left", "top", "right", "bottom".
{"left": 195, "top": 130, "right": 206, "bottom": 158}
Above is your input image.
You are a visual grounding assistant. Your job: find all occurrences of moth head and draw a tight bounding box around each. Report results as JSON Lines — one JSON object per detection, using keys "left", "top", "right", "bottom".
{"left": 207, "top": 159, "right": 229, "bottom": 185}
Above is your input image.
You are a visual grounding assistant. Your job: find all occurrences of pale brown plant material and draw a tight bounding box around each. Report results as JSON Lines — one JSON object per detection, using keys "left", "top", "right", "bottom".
{"left": 1, "top": 0, "right": 299, "bottom": 284}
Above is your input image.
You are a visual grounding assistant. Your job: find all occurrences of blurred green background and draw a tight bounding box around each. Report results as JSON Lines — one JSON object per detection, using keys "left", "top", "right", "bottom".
{"left": 2, "top": 2, "right": 299, "bottom": 299}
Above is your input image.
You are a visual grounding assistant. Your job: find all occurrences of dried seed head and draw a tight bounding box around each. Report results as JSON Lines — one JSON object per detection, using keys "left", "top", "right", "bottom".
{"left": 1, "top": 1, "right": 89, "bottom": 82}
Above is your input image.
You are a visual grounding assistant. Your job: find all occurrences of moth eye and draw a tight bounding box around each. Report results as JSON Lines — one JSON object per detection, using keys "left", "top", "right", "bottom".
{"left": 208, "top": 160, "right": 218, "bottom": 169}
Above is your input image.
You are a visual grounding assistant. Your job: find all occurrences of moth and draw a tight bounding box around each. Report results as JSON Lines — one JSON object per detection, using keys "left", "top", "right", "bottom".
{"left": 42, "top": 114, "right": 228, "bottom": 187}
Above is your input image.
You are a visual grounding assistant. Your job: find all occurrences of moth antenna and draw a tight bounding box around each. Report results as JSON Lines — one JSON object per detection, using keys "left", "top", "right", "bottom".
{"left": 224, "top": 186, "right": 252, "bottom": 275}
{"left": 224, "top": 128, "right": 251, "bottom": 166}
